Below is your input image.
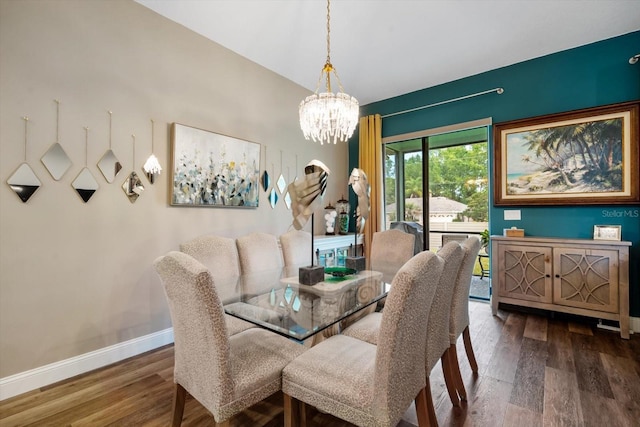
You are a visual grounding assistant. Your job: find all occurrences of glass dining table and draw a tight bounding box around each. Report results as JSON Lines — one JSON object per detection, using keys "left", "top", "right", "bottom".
{"left": 222, "top": 267, "right": 392, "bottom": 343}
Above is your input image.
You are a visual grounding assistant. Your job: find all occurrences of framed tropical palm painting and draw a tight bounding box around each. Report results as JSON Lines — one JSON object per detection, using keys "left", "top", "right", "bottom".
{"left": 493, "top": 101, "right": 639, "bottom": 206}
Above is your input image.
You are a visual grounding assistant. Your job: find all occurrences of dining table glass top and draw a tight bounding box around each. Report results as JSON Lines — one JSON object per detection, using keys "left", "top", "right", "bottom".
{"left": 222, "top": 267, "right": 392, "bottom": 342}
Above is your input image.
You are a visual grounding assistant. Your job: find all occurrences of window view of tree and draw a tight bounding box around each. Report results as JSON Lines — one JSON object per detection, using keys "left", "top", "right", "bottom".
{"left": 404, "top": 154, "right": 423, "bottom": 199}
{"left": 429, "top": 143, "right": 488, "bottom": 221}
{"left": 384, "top": 149, "right": 396, "bottom": 207}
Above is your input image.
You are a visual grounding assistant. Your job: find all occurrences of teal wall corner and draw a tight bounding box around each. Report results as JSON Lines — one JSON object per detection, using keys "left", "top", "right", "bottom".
{"left": 351, "top": 31, "right": 640, "bottom": 316}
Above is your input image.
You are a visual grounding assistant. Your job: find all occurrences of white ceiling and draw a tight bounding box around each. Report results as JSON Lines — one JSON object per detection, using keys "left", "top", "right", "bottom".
{"left": 136, "top": 0, "right": 640, "bottom": 105}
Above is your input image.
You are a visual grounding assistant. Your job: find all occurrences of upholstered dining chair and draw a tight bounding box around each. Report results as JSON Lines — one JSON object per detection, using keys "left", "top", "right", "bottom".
{"left": 236, "top": 232, "right": 284, "bottom": 272}
{"left": 369, "top": 228, "right": 416, "bottom": 283}
{"left": 154, "top": 251, "right": 305, "bottom": 427}
{"left": 447, "top": 235, "right": 482, "bottom": 400}
{"left": 180, "top": 235, "right": 254, "bottom": 336}
{"left": 282, "top": 250, "right": 445, "bottom": 427}
{"left": 236, "top": 232, "right": 285, "bottom": 297}
{"left": 340, "top": 228, "right": 417, "bottom": 323}
{"left": 342, "top": 241, "right": 465, "bottom": 425}
{"left": 280, "top": 229, "right": 312, "bottom": 276}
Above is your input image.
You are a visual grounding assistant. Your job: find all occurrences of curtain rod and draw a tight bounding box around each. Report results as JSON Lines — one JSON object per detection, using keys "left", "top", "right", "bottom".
{"left": 381, "top": 87, "right": 504, "bottom": 119}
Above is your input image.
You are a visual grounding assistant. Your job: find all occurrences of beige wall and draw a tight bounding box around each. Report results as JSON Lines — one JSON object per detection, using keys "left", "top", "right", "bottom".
{"left": 0, "top": 0, "right": 349, "bottom": 378}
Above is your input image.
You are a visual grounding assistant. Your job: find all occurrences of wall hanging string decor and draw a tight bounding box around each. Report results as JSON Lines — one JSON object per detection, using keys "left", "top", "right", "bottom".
{"left": 284, "top": 166, "right": 292, "bottom": 210}
{"left": 97, "top": 110, "right": 123, "bottom": 183}
{"left": 7, "top": 116, "right": 42, "bottom": 203}
{"left": 277, "top": 149, "right": 287, "bottom": 194}
{"left": 143, "top": 118, "right": 162, "bottom": 184}
{"left": 269, "top": 160, "right": 278, "bottom": 209}
{"left": 41, "top": 99, "right": 72, "bottom": 181}
{"left": 122, "top": 134, "right": 144, "bottom": 203}
{"left": 71, "top": 126, "right": 100, "bottom": 203}
{"left": 261, "top": 145, "right": 270, "bottom": 192}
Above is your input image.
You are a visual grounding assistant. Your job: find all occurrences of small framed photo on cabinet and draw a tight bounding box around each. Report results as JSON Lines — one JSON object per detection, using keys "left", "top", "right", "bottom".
{"left": 593, "top": 225, "right": 622, "bottom": 241}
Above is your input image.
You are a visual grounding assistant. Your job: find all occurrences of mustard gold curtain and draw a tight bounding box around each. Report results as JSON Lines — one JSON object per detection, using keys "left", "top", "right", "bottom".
{"left": 358, "top": 114, "right": 382, "bottom": 262}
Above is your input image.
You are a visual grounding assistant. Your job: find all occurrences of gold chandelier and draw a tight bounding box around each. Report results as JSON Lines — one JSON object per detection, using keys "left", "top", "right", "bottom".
{"left": 299, "top": 0, "right": 359, "bottom": 145}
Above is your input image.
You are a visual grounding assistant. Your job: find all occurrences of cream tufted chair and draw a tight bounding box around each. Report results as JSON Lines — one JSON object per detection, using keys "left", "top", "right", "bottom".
{"left": 279, "top": 229, "right": 312, "bottom": 276}
{"left": 282, "top": 251, "right": 444, "bottom": 427}
{"left": 154, "top": 251, "right": 305, "bottom": 427}
{"left": 180, "top": 235, "right": 254, "bottom": 336}
{"left": 447, "top": 235, "right": 482, "bottom": 400}
{"left": 341, "top": 241, "right": 465, "bottom": 425}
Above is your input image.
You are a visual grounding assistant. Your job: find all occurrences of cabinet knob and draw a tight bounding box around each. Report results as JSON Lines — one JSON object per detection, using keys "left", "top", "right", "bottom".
{"left": 546, "top": 274, "right": 550, "bottom": 278}
{"left": 555, "top": 274, "right": 560, "bottom": 278}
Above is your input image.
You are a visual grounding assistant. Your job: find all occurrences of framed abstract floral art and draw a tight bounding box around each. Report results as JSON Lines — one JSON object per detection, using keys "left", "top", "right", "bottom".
{"left": 170, "top": 123, "right": 260, "bottom": 207}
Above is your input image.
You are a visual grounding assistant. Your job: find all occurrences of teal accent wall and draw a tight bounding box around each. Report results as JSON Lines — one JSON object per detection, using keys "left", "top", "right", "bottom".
{"left": 350, "top": 31, "right": 640, "bottom": 316}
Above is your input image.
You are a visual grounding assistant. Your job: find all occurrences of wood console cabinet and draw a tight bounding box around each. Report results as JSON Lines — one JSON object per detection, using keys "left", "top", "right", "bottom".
{"left": 490, "top": 236, "right": 631, "bottom": 339}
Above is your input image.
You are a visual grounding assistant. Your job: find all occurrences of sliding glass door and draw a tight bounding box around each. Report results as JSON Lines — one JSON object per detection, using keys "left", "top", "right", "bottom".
{"left": 382, "top": 126, "right": 490, "bottom": 299}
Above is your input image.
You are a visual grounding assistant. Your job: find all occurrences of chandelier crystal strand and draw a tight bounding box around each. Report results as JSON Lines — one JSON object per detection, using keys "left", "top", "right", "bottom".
{"left": 299, "top": 0, "right": 359, "bottom": 145}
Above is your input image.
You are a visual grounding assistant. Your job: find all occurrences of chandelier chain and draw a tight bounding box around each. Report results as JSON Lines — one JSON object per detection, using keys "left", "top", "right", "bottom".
{"left": 326, "top": 0, "right": 331, "bottom": 65}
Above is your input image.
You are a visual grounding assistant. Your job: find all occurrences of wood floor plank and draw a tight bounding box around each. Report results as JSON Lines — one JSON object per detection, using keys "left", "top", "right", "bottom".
{"left": 0, "top": 345, "right": 174, "bottom": 418}
{"left": 502, "top": 403, "right": 542, "bottom": 427}
{"left": 71, "top": 378, "right": 173, "bottom": 426}
{"left": 600, "top": 353, "right": 640, "bottom": 422}
{"left": 0, "top": 355, "right": 174, "bottom": 426}
{"left": 543, "top": 366, "right": 583, "bottom": 427}
{"left": 568, "top": 322, "right": 594, "bottom": 336}
{"left": 509, "top": 337, "right": 547, "bottom": 413}
{"left": 571, "top": 337, "right": 614, "bottom": 399}
{"left": 468, "top": 306, "right": 507, "bottom": 373}
{"left": 523, "top": 315, "right": 548, "bottom": 341}
{"left": 23, "top": 374, "right": 168, "bottom": 427}
{"left": 457, "top": 375, "right": 512, "bottom": 427}
{"left": 546, "top": 319, "right": 576, "bottom": 373}
{"left": 579, "top": 390, "right": 633, "bottom": 427}
{"left": 484, "top": 311, "right": 526, "bottom": 383}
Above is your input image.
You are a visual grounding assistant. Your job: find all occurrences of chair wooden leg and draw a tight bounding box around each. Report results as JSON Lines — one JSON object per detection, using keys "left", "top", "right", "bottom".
{"left": 441, "top": 349, "right": 460, "bottom": 407}
{"left": 171, "top": 383, "right": 187, "bottom": 427}
{"left": 283, "top": 393, "right": 299, "bottom": 427}
{"left": 299, "top": 400, "right": 308, "bottom": 427}
{"left": 425, "top": 378, "right": 439, "bottom": 427}
{"left": 415, "top": 387, "right": 432, "bottom": 427}
{"left": 448, "top": 344, "right": 467, "bottom": 400}
{"left": 462, "top": 326, "right": 479, "bottom": 374}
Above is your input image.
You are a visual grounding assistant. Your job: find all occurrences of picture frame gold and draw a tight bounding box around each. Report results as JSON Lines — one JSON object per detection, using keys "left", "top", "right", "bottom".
{"left": 593, "top": 225, "right": 622, "bottom": 241}
{"left": 493, "top": 101, "right": 639, "bottom": 206}
{"left": 170, "top": 123, "right": 261, "bottom": 207}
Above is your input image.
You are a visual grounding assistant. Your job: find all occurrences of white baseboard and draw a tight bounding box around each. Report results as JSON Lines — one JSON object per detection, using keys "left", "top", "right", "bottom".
{"left": 631, "top": 316, "right": 640, "bottom": 334}
{"left": 0, "top": 328, "right": 174, "bottom": 401}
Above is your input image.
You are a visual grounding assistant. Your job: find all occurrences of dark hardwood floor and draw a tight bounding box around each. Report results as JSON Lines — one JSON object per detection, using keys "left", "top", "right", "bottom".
{"left": 1, "top": 300, "right": 639, "bottom": 426}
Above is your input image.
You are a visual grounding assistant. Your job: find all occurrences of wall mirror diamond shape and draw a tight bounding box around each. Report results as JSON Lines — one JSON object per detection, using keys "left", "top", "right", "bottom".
{"left": 7, "top": 163, "right": 41, "bottom": 203}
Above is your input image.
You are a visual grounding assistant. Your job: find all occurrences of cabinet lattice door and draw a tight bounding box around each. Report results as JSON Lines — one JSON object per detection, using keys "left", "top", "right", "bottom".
{"left": 499, "top": 245, "right": 552, "bottom": 303}
{"left": 553, "top": 248, "right": 618, "bottom": 313}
